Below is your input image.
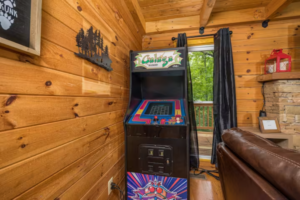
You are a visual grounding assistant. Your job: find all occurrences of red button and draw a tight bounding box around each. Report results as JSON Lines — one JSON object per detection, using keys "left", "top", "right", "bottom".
{"left": 154, "top": 116, "right": 157, "bottom": 119}
{"left": 157, "top": 187, "right": 163, "bottom": 193}
{"left": 149, "top": 186, "right": 155, "bottom": 193}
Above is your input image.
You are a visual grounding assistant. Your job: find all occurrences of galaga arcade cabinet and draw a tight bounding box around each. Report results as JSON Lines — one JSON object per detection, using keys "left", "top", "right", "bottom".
{"left": 124, "top": 47, "right": 190, "bottom": 200}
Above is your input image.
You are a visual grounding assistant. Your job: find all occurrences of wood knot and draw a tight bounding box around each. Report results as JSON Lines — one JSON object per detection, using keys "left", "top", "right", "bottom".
{"left": 77, "top": 6, "right": 82, "bottom": 12}
{"left": 108, "top": 101, "right": 114, "bottom": 105}
{"left": 45, "top": 81, "right": 52, "bottom": 86}
{"left": 74, "top": 113, "right": 79, "bottom": 118}
{"left": 4, "top": 110, "right": 10, "bottom": 113}
{"left": 254, "top": 9, "right": 263, "bottom": 19}
{"left": 6, "top": 95, "right": 17, "bottom": 106}
{"left": 111, "top": 42, "right": 116, "bottom": 46}
{"left": 115, "top": 36, "right": 118, "bottom": 41}
{"left": 20, "top": 144, "right": 27, "bottom": 148}
{"left": 74, "top": 103, "right": 79, "bottom": 107}
{"left": 18, "top": 137, "right": 23, "bottom": 140}
{"left": 246, "top": 69, "right": 251, "bottom": 73}
{"left": 104, "top": 127, "right": 110, "bottom": 135}
{"left": 19, "top": 55, "right": 33, "bottom": 63}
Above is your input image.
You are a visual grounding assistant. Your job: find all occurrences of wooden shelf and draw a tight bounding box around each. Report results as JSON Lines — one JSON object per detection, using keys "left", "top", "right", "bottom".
{"left": 239, "top": 127, "right": 294, "bottom": 149}
{"left": 257, "top": 72, "right": 300, "bottom": 82}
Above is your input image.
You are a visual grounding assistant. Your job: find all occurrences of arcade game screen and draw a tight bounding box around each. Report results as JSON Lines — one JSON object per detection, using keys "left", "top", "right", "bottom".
{"left": 145, "top": 102, "right": 173, "bottom": 116}
{"left": 128, "top": 99, "right": 186, "bottom": 125}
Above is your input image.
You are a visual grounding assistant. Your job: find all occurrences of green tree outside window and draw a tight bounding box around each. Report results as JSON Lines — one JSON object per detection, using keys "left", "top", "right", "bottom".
{"left": 189, "top": 51, "right": 214, "bottom": 101}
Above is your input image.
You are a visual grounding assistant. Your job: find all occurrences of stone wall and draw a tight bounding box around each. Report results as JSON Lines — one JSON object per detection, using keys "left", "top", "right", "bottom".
{"left": 264, "top": 80, "right": 300, "bottom": 150}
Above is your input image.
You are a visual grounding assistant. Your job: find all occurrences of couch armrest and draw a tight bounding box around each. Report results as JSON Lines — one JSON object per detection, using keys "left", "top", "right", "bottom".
{"left": 217, "top": 143, "right": 287, "bottom": 200}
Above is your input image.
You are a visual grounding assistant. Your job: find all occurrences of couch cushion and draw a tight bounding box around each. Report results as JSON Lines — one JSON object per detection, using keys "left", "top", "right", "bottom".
{"left": 222, "top": 128, "right": 300, "bottom": 200}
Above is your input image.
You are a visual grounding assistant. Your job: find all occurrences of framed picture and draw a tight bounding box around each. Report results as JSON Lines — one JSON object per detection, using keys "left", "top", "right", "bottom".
{"left": 259, "top": 117, "right": 281, "bottom": 133}
{"left": 0, "top": 0, "right": 42, "bottom": 56}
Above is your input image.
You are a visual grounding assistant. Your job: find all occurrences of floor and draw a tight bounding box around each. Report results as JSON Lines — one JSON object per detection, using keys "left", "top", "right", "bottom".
{"left": 190, "top": 160, "right": 224, "bottom": 200}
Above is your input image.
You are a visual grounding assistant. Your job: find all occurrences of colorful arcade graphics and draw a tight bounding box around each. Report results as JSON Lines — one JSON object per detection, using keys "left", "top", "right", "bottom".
{"left": 128, "top": 99, "right": 186, "bottom": 125}
{"left": 127, "top": 172, "right": 187, "bottom": 200}
{"left": 134, "top": 50, "right": 183, "bottom": 70}
{"left": 124, "top": 47, "right": 190, "bottom": 199}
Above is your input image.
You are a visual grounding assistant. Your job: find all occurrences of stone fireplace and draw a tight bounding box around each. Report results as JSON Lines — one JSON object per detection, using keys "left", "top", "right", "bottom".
{"left": 263, "top": 79, "right": 300, "bottom": 150}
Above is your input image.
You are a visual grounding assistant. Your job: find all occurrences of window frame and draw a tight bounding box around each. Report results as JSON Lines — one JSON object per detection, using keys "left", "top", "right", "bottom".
{"left": 188, "top": 45, "right": 214, "bottom": 52}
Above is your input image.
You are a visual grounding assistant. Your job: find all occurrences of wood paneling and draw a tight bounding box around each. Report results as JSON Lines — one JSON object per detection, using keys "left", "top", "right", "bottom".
{"left": 0, "top": 123, "right": 124, "bottom": 199}
{"left": 213, "top": 0, "right": 271, "bottom": 13}
{"left": 143, "top": 4, "right": 202, "bottom": 22}
{"left": 138, "top": 0, "right": 203, "bottom": 22}
{"left": 144, "top": 1, "right": 300, "bottom": 33}
{"left": 0, "top": 0, "right": 140, "bottom": 199}
{"left": 143, "top": 17, "right": 300, "bottom": 127}
{"left": 0, "top": 110, "right": 125, "bottom": 169}
{"left": 147, "top": 16, "right": 200, "bottom": 33}
{"left": 0, "top": 95, "right": 125, "bottom": 131}
{"left": 14, "top": 138, "right": 125, "bottom": 200}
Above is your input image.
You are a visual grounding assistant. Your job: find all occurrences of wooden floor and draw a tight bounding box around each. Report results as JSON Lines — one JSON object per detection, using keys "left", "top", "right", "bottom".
{"left": 190, "top": 160, "right": 224, "bottom": 200}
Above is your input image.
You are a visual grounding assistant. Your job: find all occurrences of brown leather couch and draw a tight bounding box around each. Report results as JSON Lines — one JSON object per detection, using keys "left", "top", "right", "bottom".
{"left": 217, "top": 128, "right": 300, "bottom": 200}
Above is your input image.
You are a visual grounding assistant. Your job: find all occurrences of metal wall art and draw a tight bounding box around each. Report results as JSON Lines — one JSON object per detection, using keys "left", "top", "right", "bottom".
{"left": 75, "top": 26, "right": 112, "bottom": 71}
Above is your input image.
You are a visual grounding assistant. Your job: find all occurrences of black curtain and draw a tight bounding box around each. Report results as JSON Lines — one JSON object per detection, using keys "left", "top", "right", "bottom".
{"left": 211, "top": 28, "right": 237, "bottom": 165}
{"left": 177, "top": 33, "right": 199, "bottom": 169}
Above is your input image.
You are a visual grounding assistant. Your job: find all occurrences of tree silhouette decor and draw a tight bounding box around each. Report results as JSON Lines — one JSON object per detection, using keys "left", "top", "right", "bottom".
{"left": 75, "top": 26, "right": 113, "bottom": 71}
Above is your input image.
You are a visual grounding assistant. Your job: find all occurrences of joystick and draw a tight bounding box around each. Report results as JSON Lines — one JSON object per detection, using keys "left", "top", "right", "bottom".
{"left": 153, "top": 116, "right": 159, "bottom": 122}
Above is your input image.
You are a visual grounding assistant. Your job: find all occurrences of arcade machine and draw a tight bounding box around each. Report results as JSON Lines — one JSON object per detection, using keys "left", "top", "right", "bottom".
{"left": 124, "top": 47, "right": 190, "bottom": 200}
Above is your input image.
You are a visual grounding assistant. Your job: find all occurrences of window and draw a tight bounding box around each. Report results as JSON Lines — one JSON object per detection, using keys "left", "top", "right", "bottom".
{"left": 188, "top": 45, "right": 214, "bottom": 102}
{"left": 188, "top": 45, "right": 214, "bottom": 158}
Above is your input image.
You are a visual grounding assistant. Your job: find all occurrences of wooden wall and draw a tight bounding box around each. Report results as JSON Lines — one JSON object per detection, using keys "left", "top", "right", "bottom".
{"left": 143, "top": 18, "right": 300, "bottom": 127}
{"left": 0, "top": 0, "right": 142, "bottom": 199}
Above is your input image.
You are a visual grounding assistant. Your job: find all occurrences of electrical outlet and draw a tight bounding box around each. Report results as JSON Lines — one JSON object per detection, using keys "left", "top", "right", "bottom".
{"left": 108, "top": 177, "right": 113, "bottom": 195}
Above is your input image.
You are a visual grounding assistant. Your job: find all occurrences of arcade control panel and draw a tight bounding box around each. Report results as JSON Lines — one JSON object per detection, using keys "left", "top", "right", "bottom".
{"left": 127, "top": 99, "right": 186, "bottom": 125}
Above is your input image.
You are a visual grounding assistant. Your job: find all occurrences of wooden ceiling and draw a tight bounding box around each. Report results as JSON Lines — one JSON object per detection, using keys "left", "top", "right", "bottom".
{"left": 125, "top": 0, "right": 300, "bottom": 34}
{"left": 138, "top": 0, "right": 203, "bottom": 22}
{"left": 213, "top": 0, "right": 272, "bottom": 13}
{"left": 137, "top": 0, "right": 275, "bottom": 22}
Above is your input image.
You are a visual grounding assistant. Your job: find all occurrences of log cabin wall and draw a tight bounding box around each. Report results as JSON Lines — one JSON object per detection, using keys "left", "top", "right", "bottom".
{"left": 0, "top": 0, "right": 142, "bottom": 199}
{"left": 143, "top": 18, "right": 300, "bottom": 128}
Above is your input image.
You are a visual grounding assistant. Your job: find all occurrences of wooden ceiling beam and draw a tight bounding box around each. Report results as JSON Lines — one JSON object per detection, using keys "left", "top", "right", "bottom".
{"left": 206, "top": 7, "right": 266, "bottom": 27}
{"left": 124, "top": 0, "right": 146, "bottom": 33}
{"left": 200, "top": 0, "right": 216, "bottom": 27}
{"left": 265, "top": 0, "right": 293, "bottom": 19}
{"left": 146, "top": 1, "right": 300, "bottom": 34}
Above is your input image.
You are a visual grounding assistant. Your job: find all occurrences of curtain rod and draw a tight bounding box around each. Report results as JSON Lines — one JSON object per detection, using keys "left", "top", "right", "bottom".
{"left": 171, "top": 31, "right": 233, "bottom": 41}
